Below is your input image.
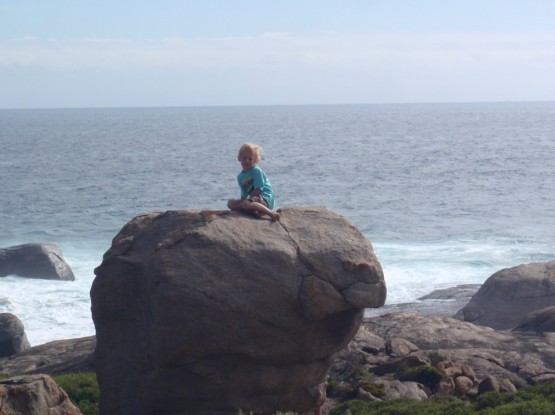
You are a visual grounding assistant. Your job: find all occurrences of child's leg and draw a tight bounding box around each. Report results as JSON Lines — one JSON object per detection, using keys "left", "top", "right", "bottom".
{"left": 227, "top": 199, "right": 243, "bottom": 211}
{"left": 241, "top": 199, "right": 280, "bottom": 221}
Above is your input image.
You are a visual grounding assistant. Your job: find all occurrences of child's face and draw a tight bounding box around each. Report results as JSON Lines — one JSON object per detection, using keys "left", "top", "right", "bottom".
{"left": 239, "top": 152, "right": 256, "bottom": 171}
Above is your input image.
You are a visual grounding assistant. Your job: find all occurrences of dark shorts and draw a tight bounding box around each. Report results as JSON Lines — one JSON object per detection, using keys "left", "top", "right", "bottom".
{"left": 248, "top": 195, "right": 268, "bottom": 207}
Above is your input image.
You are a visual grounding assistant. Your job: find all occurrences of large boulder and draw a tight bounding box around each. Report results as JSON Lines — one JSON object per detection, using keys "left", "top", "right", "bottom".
{"left": 91, "top": 207, "right": 386, "bottom": 415}
{"left": 455, "top": 260, "right": 555, "bottom": 330}
{"left": 0, "top": 313, "right": 30, "bottom": 357}
{"left": 0, "top": 243, "right": 75, "bottom": 280}
{"left": 0, "top": 374, "right": 82, "bottom": 414}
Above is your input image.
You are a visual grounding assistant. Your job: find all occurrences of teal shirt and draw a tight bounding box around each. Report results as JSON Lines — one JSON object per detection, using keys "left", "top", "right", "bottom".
{"left": 237, "top": 165, "right": 276, "bottom": 210}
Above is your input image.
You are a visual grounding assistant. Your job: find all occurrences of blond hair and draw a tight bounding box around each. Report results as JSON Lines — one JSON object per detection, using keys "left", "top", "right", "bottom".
{"left": 237, "top": 142, "right": 262, "bottom": 164}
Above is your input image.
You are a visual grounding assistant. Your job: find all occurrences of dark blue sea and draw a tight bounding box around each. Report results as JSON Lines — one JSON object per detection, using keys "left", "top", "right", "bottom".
{"left": 1, "top": 102, "right": 555, "bottom": 345}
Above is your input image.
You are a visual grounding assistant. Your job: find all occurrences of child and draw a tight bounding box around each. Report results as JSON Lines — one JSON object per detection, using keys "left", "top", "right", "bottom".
{"left": 227, "top": 143, "right": 280, "bottom": 221}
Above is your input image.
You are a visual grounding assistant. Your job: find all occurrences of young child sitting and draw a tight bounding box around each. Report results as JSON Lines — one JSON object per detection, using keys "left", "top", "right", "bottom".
{"left": 227, "top": 143, "right": 280, "bottom": 221}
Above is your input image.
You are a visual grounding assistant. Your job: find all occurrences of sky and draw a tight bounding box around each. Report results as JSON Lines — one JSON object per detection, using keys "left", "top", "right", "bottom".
{"left": 1, "top": 0, "right": 555, "bottom": 109}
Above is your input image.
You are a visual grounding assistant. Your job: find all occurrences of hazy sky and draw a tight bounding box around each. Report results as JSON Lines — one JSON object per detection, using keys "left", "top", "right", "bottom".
{"left": 2, "top": 0, "right": 555, "bottom": 108}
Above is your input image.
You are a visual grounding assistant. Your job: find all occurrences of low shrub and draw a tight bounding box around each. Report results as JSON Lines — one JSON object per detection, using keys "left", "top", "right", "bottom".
{"left": 428, "top": 351, "right": 447, "bottom": 366}
{"left": 330, "top": 398, "right": 470, "bottom": 415}
{"left": 397, "top": 365, "right": 443, "bottom": 391}
{"left": 53, "top": 372, "right": 99, "bottom": 415}
{"left": 358, "top": 381, "right": 385, "bottom": 397}
{"left": 328, "top": 382, "right": 555, "bottom": 415}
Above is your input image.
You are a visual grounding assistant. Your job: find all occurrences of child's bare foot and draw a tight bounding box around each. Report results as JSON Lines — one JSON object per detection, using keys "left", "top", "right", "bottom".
{"left": 269, "top": 211, "right": 281, "bottom": 221}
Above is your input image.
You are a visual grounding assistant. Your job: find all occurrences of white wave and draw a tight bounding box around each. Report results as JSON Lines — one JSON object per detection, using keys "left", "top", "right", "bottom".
{"left": 374, "top": 238, "right": 555, "bottom": 305}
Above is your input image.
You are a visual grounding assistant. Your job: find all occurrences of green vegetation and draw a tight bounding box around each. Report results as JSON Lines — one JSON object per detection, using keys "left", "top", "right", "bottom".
{"left": 397, "top": 365, "right": 443, "bottom": 391}
{"left": 330, "top": 398, "right": 471, "bottom": 415}
{"left": 326, "top": 362, "right": 379, "bottom": 401}
{"left": 53, "top": 372, "right": 99, "bottom": 415}
{"left": 6, "top": 370, "right": 554, "bottom": 415}
{"left": 427, "top": 351, "right": 448, "bottom": 366}
{"left": 329, "top": 382, "right": 555, "bottom": 415}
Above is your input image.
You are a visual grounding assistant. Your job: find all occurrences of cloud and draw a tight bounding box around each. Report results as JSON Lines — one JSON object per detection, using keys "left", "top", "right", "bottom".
{"left": 2, "top": 31, "right": 555, "bottom": 72}
{"left": 2, "top": 31, "right": 555, "bottom": 107}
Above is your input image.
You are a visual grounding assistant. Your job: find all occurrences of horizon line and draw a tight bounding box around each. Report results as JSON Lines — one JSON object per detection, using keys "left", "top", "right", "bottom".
{"left": 1, "top": 99, "right": 555, "bottom": 111}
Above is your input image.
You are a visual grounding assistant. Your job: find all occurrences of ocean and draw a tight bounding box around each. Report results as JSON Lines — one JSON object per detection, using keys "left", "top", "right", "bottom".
{"left": 1, "top": 102, "right": 555, "bottom": 346}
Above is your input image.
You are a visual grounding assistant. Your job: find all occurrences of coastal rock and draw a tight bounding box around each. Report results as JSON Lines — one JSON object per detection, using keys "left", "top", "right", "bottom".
{"left": 362, "top": 312, "right": 555, "bottom": 387}
{"left": 91, "top": 207, "right": 386, "bottom": 415}
{"left": 0, "top": 243, "right": 75, "bottom": 281}
{"left": 0, "top": 374, "right": 81, "bottom": 414}
{"left": 455, "top": 260, "right": 555, "bottom": 330}
{"left": 513, "top": 306, "right": 555, "bottom": 333}
{"left": 0, "top": 336, "right": 95, "bottom": 376}
{"left": 381, "top": 380, "right": 428, "bottom": 401}
{"left": 418, "top": 284, "right": 482, "bottom": 301}
{"left": 365, "top": 284, "right": 481, "bottom": 319}
{"left": 328, "top": 311, "right": 555, "bottom": 405}
{"left": 0, "top": 313, "right": 30, "bottom": 357}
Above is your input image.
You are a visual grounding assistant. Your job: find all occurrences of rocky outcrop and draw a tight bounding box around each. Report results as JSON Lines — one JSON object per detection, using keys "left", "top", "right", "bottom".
{"left": 0, "top": 374, "right": 82, "bottom": 414}
{"left": 328, "top": 312, "right": 555, "bottom": 405}
{"left": 0, "top": 314, "right": 30, "bottom": 357}
{"left": 455, "top": 260, "right": 555, "bottom": 330}
{"left": 0, "top": 243, "right": 75, "bottom": 280}
{"left": 365, "top": 284, "right": 481, "bottom": 319}
{"left": 91, "top": 207, "right": 386, "bottom": 415}
{"left": 0, "top": 336, "right": 95, "bottom": 376}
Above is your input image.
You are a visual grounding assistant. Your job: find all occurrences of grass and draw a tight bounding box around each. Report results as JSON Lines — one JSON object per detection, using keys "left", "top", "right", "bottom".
{"left": 52, "top": 372, "right": 99, "bottom": 415}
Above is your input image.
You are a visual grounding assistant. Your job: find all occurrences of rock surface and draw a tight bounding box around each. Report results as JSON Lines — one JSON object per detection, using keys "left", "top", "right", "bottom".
{"left": 0, "top": 374, "right": 82, "bottom": 414}
{"left": 455, "top": 260, "right": 555, "bottom": 330}
{"left": 91, "top": 207, "right": 386, "bottom": 415}
{"left": 366, "top": 284, "right": 481, "bottom": 319}
{"left": 0, "top": 243, "right": 75, "bottom": 281}
{"left": 366, "top": 312, "right": 555, "bottom": 381}
{"left": 0, "top": 336, "right": 95, "bottom": 376}
{"left": 0, "top": 313, "right": 30, "bottom": 357}
{"left": 514, "top": 306, "right": 555, "bottom": 333}
{"left": 328, "top": 311, "right": 555, "bottom": 406}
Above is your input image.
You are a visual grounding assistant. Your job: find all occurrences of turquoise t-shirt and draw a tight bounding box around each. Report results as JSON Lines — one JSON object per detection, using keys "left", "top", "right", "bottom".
{"left": 237, "top": 165, "right": 276, "bottom": 210}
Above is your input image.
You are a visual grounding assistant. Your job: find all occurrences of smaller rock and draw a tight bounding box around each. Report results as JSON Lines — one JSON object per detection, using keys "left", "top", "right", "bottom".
{"left": 517, "top": 364, "right": 555, "bottom": 380}
{"left": 437, "top": 360, "right": 463, "bottom": 378}
{"left": 0, "top": 374, "right": 81, "bottom": 415}
{"left": 437, "top": 377, "right": 456, "bottom": 395}
{"left": 456, "top": 260, "right": 555, "bottom": 330}
{"left": 386, "top": 337, "right": 420, "bottom": 356}
{"left": 0, "top": 313, "right": 30, "bottom": 357}
{"left": 355, "top": 326, "right": 385, "bottom": 355}
{"left": 514, "top": 306, "right": 555, "bottom": 333}
{"left": 478, "top": 375, "right": 499, "bottom": 394}
{"left": 454, "top": 376, "right": 474, "bottom": 398}
{"left": 498, "top": 378, "right": 517, "bottom": 393}
{"left": 531, "top": 374, "right": 555, "bottom": 385}
{"left": 0, "top": 243, "right": 75, "bottom": 280}
{"left": 381, "top": 380, "right": 429, "bottom": 401}
{"left": 419, "top": 284, "right": 481, "bottom": 301}
{"left": 461, "top": 365, "right": 477, "bottom": 382}
{"left": 0, "top": 336, "right": 95, "bottom": 375}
